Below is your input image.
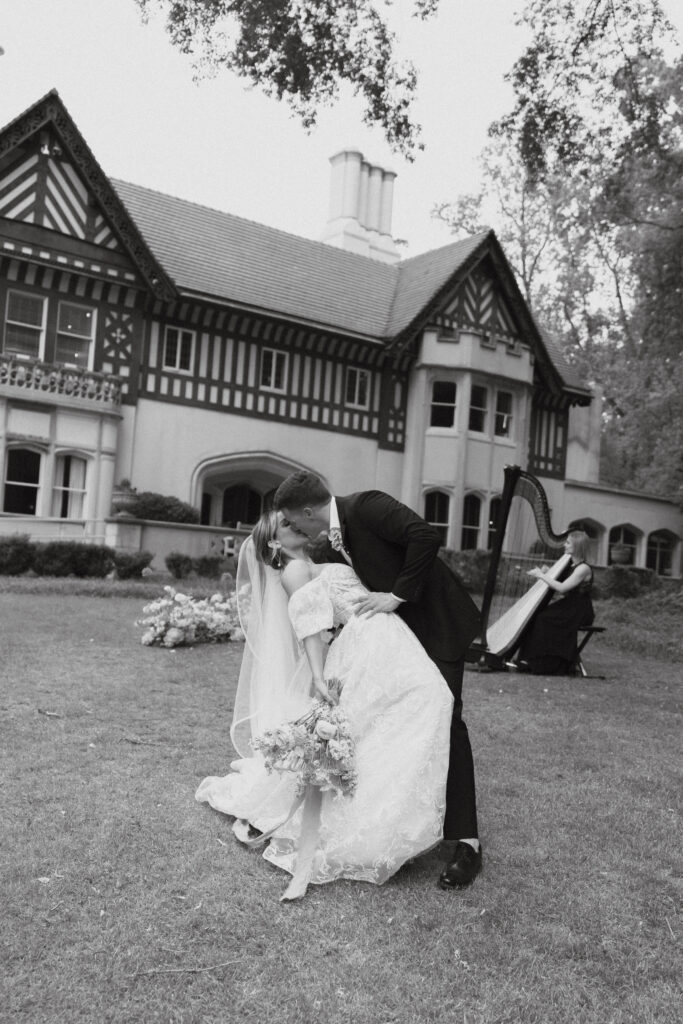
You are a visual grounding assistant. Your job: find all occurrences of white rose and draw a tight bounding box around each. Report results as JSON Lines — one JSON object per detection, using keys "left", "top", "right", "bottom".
{"left": 315, "top": 720, "right": 337, "bottom": 741}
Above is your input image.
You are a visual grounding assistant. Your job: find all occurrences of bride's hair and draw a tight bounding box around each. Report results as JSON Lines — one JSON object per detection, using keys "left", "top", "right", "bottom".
{"left": 251, "top": 511, "right": 283, "bottom": 567}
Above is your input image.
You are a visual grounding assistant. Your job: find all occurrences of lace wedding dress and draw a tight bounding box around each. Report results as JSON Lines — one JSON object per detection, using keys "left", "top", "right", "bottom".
{"left": 196, "top": 563, "right": 453, "bottom": 889}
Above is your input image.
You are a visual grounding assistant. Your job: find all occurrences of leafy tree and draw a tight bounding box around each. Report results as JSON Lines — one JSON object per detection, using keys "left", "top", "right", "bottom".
{"left": 137, "top": 0, "right": 440, "bottom": 156}
{"left": 491, "top": 0, "right": 676, "bottom": 180}
{"left": 437, "top": 3, "right": 682, "bottom": 499}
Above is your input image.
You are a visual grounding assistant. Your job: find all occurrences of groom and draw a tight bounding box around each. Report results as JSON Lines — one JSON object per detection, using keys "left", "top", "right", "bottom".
{"left": 274, "top": 471, "right": 483, "bottom": 889}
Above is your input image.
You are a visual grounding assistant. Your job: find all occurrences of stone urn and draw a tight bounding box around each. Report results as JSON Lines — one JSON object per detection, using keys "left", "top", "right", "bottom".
{"left": 111, "top": 480, "right": 137, "bottom": 517}
{"left": 609, "top": 543, "right": 631, "bottom": 565}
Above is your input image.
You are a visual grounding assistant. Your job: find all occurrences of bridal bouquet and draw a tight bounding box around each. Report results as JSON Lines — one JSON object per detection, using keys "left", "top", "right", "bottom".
{"left": 252, "top": 680, "right": 357, "bottom": 797}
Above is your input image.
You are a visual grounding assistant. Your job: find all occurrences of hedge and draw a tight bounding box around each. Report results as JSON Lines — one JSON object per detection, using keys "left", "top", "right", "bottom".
{"left": 439, "top": 548, "right": 491, "bottom": 593}
{"left": 114, "top": 550, "right": 155, "bottom": 580}
{"left": 126, "top": 491, "right": 200, "bottom": 524}
{"left": 0, "top": 534, "right": 36, "bottom": 576}
{"left": 32, "top": 541, "right": 116, "bottom": 578}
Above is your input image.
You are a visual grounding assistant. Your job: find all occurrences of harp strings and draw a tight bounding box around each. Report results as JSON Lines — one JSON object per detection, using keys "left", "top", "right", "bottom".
{"left": 487, "top": 493, "right": 564, "bottom": 625}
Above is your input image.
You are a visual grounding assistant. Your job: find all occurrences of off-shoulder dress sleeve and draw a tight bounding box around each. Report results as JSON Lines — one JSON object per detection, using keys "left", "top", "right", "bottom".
{"left": 288, "top": 578, "right": 334, "bottom": 641}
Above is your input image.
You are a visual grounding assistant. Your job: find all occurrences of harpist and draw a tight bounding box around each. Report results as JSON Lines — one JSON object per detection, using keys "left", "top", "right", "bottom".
{"left": 516, "top": 530, "right": 595, "bottom": 675}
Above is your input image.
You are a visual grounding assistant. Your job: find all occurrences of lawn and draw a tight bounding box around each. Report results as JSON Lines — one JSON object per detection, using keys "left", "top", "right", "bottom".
{"left": 1, "top": 589, "right": 681, "bottom": 1024}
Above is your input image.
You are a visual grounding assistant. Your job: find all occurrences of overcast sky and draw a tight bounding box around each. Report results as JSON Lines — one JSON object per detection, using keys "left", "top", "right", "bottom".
{"left": 1, "top": 1, "right": 681, "bottom": 258}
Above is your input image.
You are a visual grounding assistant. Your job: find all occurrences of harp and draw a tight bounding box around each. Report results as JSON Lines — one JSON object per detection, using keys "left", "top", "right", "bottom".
{"left": 469, "top": 465, "right": 570, "bottom": 668}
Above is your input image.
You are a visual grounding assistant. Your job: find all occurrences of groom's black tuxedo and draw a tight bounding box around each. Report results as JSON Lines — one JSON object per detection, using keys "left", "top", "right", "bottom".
{"left": 329, "top": 490, "right": 481, "bottom": 840}
{"left": 333, "top": 491, "right": 480, "bottom": 662}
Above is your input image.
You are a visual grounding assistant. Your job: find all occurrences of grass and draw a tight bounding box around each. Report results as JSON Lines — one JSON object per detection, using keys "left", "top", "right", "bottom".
{"left": 1, "top": 589, "right": 681, "bottom": 1023}
{"left": 0, "top": 573, "right": 231, "bottom": 601}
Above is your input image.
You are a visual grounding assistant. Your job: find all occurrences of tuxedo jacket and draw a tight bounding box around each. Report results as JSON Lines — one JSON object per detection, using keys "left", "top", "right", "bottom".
{"left": 331, "top": 490, "right": 481, "bottom": 663}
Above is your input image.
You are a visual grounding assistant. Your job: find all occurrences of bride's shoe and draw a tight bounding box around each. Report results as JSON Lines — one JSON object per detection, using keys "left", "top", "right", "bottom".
{"left": 232, "top": 818, "right": 263, "bottom": 844}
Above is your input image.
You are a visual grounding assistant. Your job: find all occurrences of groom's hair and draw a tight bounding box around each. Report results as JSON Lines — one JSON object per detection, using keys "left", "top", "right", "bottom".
{"left": 274, "top": 471, "right": 331, "bottom": 510}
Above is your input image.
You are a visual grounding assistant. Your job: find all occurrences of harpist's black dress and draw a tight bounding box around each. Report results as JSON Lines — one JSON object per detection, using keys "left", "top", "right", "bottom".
{"left": 518, "top": 562, "right": 594, "bottom": 675}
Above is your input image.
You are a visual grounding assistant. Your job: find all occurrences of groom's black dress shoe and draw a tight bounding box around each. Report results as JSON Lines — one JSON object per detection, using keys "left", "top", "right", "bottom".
{"left": 439, "top": 842, "right": 482, "bottom": 890}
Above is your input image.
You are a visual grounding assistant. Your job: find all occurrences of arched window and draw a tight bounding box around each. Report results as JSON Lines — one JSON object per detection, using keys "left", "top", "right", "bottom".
{"left": 608, "top": 525, "right": 638, "bottom": 566}
{"left": 461, "top": 494, "right": 481, "bottom": 550}
{"left": 222, "top": 485, "right": 262, "bottom": 527}
{"left": 52, "top": 454, "right": 88, "bottom": 518}
{"left": 3, "top": 448, "right": 42, "bottom": 514}
{"left": 487, "top": 496, "right": 502, "bottom": 550}
{"left": 646, "top": 530, "right": 677, "bottom": 577}
{"left": 424, "top": 490, "right": 450, "bottom": 546}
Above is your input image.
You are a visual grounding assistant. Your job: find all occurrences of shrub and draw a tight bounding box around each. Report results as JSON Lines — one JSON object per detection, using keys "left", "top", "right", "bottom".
{"left": 127, "top": 491, "right": 200, "bottom": 524}
{"left": 222, "top": 555, "right": 238, "bottom": 578}
{"left": 165, "top": 551, "right": 194, "bottom": 579}
{"left": 192, "top": 555, "right": 224, "bottom": 578}
{"left": 439, "top": 548, "right": 491, "bottom": 593}
{"left": 598, "top": 565, "right": 656, "bottom": 600}
{"left": 33, "top": 541, "right": 115, "bottom": 578}
{"left": 0, "top": 534, "right": 36, "bottom": 575}
{"left": 114, "top": 550, "right": 155, "bottom": 580}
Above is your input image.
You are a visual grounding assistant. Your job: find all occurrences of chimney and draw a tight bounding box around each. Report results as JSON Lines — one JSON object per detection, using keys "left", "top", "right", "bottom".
{"left": 320, "top": 150, "right": 400, "bottom": 264}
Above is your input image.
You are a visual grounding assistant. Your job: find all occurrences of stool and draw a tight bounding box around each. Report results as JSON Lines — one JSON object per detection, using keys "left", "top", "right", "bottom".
{"left": 575, "top": 626, "right": 606, "bottom": 677}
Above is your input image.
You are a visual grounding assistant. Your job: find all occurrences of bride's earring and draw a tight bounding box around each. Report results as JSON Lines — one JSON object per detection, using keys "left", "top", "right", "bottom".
{"left": 267, "top": 540, "right": 283, "bottom": 568}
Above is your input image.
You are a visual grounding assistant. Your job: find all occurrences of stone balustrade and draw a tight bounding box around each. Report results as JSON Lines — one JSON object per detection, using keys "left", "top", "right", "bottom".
{"left": 0, "top": 354, "right": 122, "bottom": 406}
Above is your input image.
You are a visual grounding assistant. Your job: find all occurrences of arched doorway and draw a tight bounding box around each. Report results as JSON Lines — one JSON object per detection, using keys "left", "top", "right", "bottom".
{"left": 192, "top": 452, "right": 330, "bottom": 528}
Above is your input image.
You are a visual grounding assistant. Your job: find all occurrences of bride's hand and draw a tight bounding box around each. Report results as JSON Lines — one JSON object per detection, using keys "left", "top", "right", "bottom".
{"left": 312, "top": 676, "right": 331, "bottom": 702}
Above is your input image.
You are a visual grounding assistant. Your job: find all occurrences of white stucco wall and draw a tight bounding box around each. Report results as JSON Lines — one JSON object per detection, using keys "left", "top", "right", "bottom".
{"left": 564, "top": 480, "right": 682, "bottom": 574}
{"left": 120, "top": 397, "right": 405, "bottom": 507}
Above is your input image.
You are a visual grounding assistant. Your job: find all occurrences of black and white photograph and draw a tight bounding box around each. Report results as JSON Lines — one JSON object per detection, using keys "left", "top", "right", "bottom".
{"left": 1, "top": 1, "right": 681, "bottom": 1021}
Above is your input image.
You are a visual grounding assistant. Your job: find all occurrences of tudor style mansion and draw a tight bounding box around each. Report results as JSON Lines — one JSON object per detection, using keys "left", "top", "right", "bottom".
{"left": 0, "top": 92, "right": 681, "bottom": 576}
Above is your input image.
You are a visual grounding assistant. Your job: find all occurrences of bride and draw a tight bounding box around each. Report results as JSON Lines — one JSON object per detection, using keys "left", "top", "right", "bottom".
{"left": 195, "top": 510, "right": 453, "bottom": 897}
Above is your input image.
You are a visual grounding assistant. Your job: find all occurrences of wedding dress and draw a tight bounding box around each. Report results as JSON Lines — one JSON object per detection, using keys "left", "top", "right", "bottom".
{"left": 196, "top": 562, "right": 453, "bottom": 889}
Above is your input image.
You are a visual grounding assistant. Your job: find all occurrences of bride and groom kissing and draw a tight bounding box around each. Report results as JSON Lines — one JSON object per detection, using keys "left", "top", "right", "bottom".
{"left": 196, "top": 471, "right": 482, "bottom": 898}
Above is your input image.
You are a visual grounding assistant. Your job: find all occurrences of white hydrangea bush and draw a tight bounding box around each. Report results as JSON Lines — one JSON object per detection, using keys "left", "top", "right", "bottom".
{"left": 137, "top": 586, "right": 244, "bottom": 647}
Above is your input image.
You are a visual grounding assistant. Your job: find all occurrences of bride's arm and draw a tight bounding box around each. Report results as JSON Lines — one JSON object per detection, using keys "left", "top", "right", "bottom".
{"left": 281, "top": 561, "right": 330, "bottom": 702}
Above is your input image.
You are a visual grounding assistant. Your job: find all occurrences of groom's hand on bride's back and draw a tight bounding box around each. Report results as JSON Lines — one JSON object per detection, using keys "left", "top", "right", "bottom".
{"left": 352, "top": 592, "right": 403, "bottom": 618}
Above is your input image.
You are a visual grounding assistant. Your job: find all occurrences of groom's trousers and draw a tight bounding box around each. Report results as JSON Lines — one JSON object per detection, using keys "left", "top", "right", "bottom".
{"left": 431, "top": 656, "right": 479, "bottom": 842}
